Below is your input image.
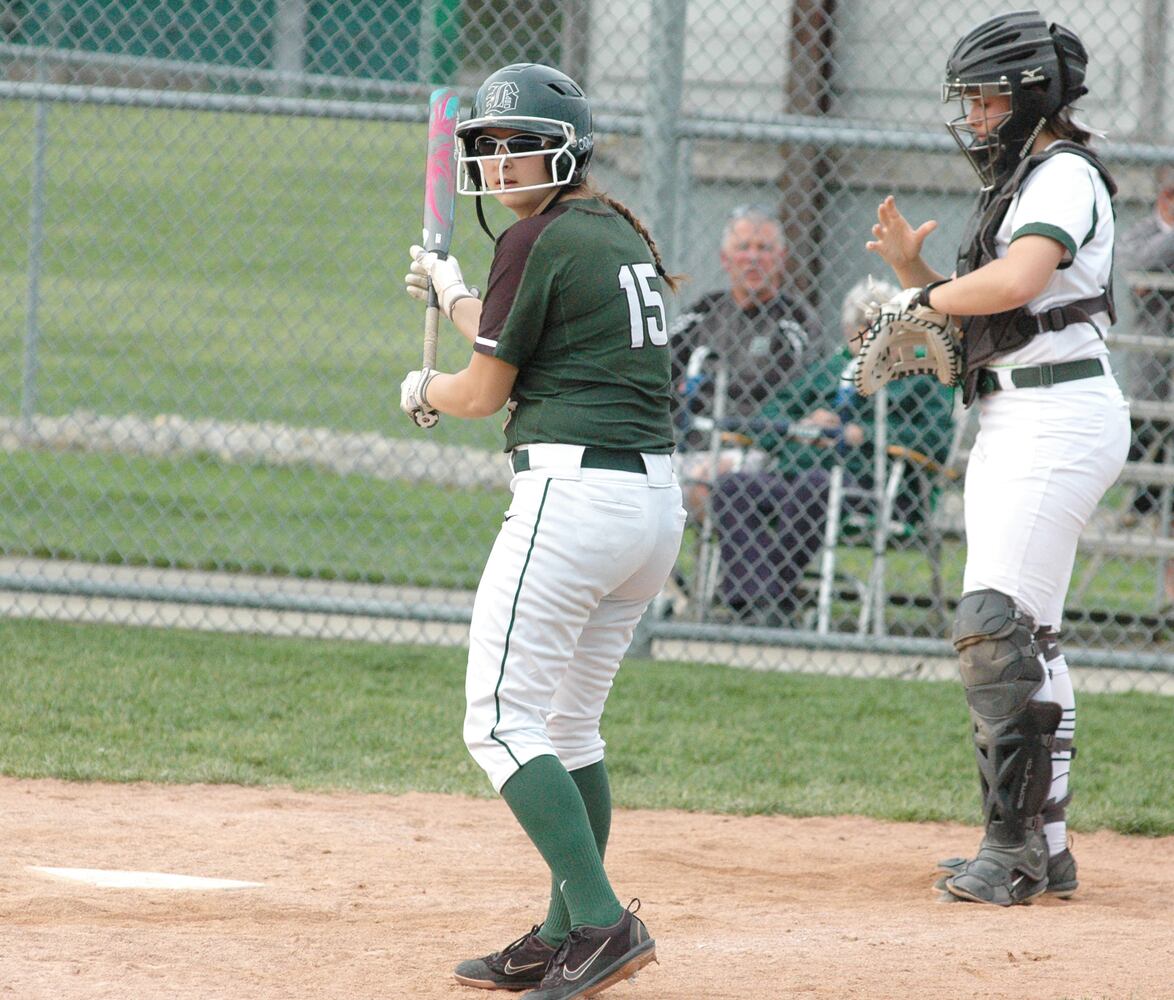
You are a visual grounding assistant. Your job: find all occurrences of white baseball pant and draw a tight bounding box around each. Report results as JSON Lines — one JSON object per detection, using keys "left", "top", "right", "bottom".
{"left": 465, "top": 446, "right": 686, "bottom": 792}
{"left": 962, "top": 373, "right": 1130, "bottom": 630}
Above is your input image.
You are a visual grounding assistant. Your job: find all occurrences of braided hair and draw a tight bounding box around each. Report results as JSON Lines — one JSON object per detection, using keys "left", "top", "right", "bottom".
{"left": 586, "top": 184, "right": 684, "bottom": 292}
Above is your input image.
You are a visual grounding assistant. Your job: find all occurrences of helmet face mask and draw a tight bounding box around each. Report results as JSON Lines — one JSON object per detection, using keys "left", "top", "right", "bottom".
{"left": 456, "top": 116, "right": 578, "bottom": 196}
{"left": 455, "top": 63, "right": 594, "bottom": 198}
{"left": 941, "top": 10, "right": 1084, "bottom": 190}
{"left": 943, "top": 78, "right": 1015, "bottom": 190}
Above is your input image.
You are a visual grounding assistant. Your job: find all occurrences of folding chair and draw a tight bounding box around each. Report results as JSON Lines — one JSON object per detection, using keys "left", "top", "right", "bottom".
{"left": 688, "top": 356, "right": 730, "bottom": 622}
{"left": 814, "top": 387, "right": 963, "bottom": 636}
{"left": 657, "top": 349, "right": 765, "bottom": 623}
{"left": 666, "top": 355, "right": 814, "bottom": 626}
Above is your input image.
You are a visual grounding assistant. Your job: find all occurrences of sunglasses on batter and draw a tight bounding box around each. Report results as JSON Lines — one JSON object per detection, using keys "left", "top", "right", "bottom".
{"left": 471, "top": 133, "right": 551, "bottom": 157}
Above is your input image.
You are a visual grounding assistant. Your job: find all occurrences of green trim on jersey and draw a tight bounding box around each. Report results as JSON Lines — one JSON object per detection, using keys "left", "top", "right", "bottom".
{"left": 1083, "top": 172, "right": 1099, "bottom": 247}
{"left": 487, "top": 197, "right": 675, "bottom": 453}
{"left": 490, "top": 477, "right": 553, "bottom": 766}
{"left": 1012, "top": 221, "right": 1077, "bottom": 259}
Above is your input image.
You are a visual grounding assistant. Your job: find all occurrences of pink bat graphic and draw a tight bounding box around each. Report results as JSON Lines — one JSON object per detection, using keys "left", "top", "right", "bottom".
{"left": 422, "top": 88, "right": 459, "bottom": 255}
{"left": 418, "top": 87, "right": 460, "bottom": 387}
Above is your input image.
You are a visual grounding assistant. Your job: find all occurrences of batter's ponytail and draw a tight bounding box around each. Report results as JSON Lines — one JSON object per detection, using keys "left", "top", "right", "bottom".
{"left": 584, "top": 183, "right": 684, "bottom": 292}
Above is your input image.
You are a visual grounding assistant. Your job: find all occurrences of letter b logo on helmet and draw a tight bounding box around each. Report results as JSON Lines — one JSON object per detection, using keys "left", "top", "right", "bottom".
{"left": 483, "top": 81, "right": 520, "bottom": 116}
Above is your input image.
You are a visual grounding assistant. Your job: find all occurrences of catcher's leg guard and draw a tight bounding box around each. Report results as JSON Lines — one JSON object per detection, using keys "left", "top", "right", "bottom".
{"left": 945, "top": 589, "right": 1062, "bottom": 906}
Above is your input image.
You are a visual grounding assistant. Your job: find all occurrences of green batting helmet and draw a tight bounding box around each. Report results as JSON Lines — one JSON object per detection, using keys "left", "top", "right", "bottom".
{"left": 456, "top": 63, "right": 594, "bottom": 194}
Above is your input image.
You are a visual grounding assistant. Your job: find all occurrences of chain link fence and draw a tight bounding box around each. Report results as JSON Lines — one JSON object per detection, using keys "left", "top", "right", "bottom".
{"left": 2, "top": 0, "right": 1172, "bottom": 692}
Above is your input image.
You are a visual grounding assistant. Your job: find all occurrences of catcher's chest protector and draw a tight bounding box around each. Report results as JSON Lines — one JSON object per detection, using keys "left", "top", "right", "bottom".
{"left": 955, "top": 142, "right": 1117, "bottom": 404}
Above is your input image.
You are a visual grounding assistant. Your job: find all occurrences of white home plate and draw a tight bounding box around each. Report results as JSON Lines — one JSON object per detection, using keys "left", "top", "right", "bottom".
{"left": 30, "top": 866, "right": 263, "bottom": 890}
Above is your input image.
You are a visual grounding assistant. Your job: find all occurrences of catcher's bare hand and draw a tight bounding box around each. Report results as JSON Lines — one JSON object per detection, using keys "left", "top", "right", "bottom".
{"left": 401, "top": 367, "right": 440, "bottom": 429}
{"left": 866, "top": 196, "right": 938, "bottom": 271}
{"left": 853, "top": 286, "right": 961, "bottom": 396}
{"left": 405, "top": 245, "right": 475, "bottom": 320}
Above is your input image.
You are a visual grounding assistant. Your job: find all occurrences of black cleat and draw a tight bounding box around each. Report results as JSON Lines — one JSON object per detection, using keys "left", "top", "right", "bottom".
{"left": 1044, "top": 847, "right": 1079, "bottom": 898}
{"left": 523, "top": 901, "right": 657, "bottom": 999}
{"left": 934, "top": 844, "right": 1079, "bottom": 899}
{"left": 454, "top": 925, "right": 558, "bottom": 991}
{"left": 938, "top": 831, "right": 1049, "bottom": 906}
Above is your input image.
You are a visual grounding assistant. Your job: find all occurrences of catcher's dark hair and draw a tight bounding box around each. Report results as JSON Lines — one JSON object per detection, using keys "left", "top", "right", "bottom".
{"left": 1047, "top": 106, "right": 1091, "bottom": 146}
{"left": 584, "top": 182, "right": 684, "bottom": 292}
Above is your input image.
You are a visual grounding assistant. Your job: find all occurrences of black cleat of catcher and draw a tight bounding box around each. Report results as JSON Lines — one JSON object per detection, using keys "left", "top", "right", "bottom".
{"left": 1043, "top": 847, "right": 1079, "bottom": 898}
{"left": 934, "top": 844, "right": 1079, "bottom": 900}
{"left": 522, "top": 901, "right": 657, "bottom": 999}
{"left": 935, "top": 830, "right": 1049, "bottom": 906}
{"left": 454, "top": 925, "right": 558, "bottom": 991}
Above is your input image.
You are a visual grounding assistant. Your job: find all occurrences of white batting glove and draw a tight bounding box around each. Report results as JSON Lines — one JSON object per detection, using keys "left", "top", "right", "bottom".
{"left": 400, "top": 367, "right": 440, "bottom": 429}
{"left": 406, "top": 245, "right": 475, "bottom": 320}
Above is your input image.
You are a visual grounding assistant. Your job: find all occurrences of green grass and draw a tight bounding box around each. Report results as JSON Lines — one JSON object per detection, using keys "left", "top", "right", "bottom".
{"left": 0, "top": 100, "right": 528, "bottom": 595}
{"left": 0, "top": 102, "right": 1167, "bottom": 628}
{"left": 832, "top": 540, "right": 1166, "bottom": 631}
{"left": 2, "top": 618, "right": 1171, "bottom": 836}
{"left": 2, "top": 437, "right": 1166, "bottom": 633}
{"left": 1, "top": 450, "right": 507, "bottom": 588}
{"left": 0, "top": 100, "right": 514, "bottom": 450}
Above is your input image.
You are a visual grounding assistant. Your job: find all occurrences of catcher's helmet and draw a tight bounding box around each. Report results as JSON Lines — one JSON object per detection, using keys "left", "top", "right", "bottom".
{"left": 942, "top": 10, "right": 1089, "bottom": 189}
{"left": 456, "top": 63, "right": 594, "bottom": 196}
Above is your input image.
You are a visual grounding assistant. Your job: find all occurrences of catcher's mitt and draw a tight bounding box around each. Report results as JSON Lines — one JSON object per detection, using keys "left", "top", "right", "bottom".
{"left": 853, "top": 287, "right": 961, "bottom": 396}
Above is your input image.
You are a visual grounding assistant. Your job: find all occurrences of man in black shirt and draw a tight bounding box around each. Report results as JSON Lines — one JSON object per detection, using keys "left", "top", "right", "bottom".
{"left": 670, "top": 205, "right": 821, "bottom": 520}
{"left": 671, "top": 204, "right": 820, "bottom": 440}
{"left": 1117, "top": 165, "right": 1174, "bottom": 533}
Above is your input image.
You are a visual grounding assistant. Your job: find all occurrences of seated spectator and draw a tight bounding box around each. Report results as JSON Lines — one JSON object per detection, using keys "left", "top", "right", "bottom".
{"left": 708, "top": 278, "right": 956, "bottom": 626}
{"left": 1116, "top": 164, "right": 1174, "bottom": 530}
{"left": 671, "top": 204, "right": 821, "bottom": 518}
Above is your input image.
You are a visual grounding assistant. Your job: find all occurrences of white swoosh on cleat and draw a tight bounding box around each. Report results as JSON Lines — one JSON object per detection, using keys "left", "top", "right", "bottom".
{"left": 562, "top": 941, "right": 610, "bottom": 982}
{"left": 503, "top": 959, "right": 546, "bottom": 975}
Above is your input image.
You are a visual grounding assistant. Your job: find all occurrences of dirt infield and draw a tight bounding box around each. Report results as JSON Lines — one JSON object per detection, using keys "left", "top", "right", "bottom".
{"left": 1, "top": 778, "right": 1171, "bottom": 1000}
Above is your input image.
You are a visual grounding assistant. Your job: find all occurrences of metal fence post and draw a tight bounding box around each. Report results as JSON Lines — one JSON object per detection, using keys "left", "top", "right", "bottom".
{"left": 671, "top": 135, "right": 692, "bottom": 321}
{"left": 560, "top": 0, "right": 592, "bottom": 85}
{"left": 273, "top": 0, "right": 309, "bottom": 97}
{"left": 640, "top": 0, "right": 686, "bottom": 268}
{"left": 21, "top": 100, "right": 47, "bottom": 437}
{"left": 1142, "top": 0, "right": 1168, "bottom": 141}
{"left": 418, "top": 0, "right": 441, "bottom": 84}
{"left": 20, "top": 18, "right": 57, "bottom": 439}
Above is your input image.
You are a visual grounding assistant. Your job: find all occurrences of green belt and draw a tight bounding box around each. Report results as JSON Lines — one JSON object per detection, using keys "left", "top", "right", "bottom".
{"left": 511, "top": 447, "right": 647, "bottom": 475}
{"left": 977, "top": 357, "right": 1105, "bottom": 395}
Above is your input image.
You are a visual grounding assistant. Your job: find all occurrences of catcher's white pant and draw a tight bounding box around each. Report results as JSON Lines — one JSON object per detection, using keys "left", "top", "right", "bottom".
{"left": 465, "top": 445, "right": 686, "bottom": 792}
{"left": 962, "top": 371, "right": 1130, "bottom": 629}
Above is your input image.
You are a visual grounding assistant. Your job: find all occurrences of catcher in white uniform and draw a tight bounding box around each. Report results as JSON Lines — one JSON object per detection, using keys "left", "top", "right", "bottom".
{"left": 862, "top": 10, "right": 1129, "bottom": 906}
{"left": 401, "top": 64, "right": 684, "bottom": 996}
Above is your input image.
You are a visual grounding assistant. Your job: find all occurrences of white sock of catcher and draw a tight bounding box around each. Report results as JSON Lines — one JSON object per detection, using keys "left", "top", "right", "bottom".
{"left": 1040, "top": 654, "right": 1076, "bottom": 858}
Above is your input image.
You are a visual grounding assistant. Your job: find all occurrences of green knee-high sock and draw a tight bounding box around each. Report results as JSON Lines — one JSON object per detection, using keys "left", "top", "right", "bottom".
{"left": 538, "top": 760, "right": 612, "bottom": 945}
{"left": 500, "top": 755, "right": 623, "bottom": 934}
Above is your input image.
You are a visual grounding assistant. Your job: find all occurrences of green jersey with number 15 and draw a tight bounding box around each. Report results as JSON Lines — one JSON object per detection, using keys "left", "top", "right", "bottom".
{"left": 474, "top": 197, "right": 675, "bottom": 454}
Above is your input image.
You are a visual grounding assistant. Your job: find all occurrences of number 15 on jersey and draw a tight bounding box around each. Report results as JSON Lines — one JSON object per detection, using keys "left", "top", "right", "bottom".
{"left": 617, "top": 262, "right": 668, "bottom": 348}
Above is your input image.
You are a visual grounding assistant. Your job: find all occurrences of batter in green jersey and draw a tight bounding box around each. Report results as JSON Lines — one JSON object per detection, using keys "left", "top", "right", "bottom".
{"left": 476, "top": 196, "right": 676, "bottom": 453}
{"left": 401, "top": 63, "right": 685, "bottom": 1000}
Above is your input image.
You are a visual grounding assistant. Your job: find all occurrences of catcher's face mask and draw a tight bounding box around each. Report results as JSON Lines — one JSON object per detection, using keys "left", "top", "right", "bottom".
{"left": 943, "top": 79, "right": 1014, "bottom": 189}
